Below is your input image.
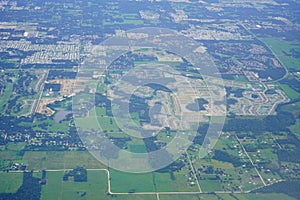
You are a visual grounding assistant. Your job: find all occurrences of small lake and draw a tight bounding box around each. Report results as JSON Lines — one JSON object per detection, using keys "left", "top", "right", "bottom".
{"left": 54, "top": 108, "right": 71, "bottom": 123}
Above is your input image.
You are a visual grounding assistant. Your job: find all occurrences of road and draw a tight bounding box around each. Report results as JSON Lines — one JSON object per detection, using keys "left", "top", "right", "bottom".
{"left": 186, "top": 151, "right": 202, "bottom": 193}
{"left": 240, "top": 23, "right": 289, "bottom": 83}
{"left": 34, "top": 69, "right": 49, "bottom": 114}
{"left": 234, "top": 135, "right": 267, "bottom": 186}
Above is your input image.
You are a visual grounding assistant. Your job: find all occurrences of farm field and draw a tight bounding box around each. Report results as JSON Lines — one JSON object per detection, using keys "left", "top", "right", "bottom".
{"left": 22, "top": 151, "right": 106, "bottom": 170}
{"left": 0, "top": 172, "right": 23, "bottom": 193}
{"left": 41, "top": 170, "right": 108, "bottom": 200}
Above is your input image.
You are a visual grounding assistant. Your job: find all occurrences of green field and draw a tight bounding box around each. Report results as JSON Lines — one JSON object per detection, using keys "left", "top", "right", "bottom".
{"left": 160, "top": 194, "right": 217, "bottom": 200}
{"left": 41, "top": 170, "right": 108, "bottom": 200}
{"left": 279, "top": 84, "right": 300, "bottom": 99}
{"left": 260, "top": 38, "right": 300, "bottom": 70}
{"left": 110, "top": 170, "right": 156, "bottom": 193}
{"left": 231, "top": 193, "right": 296, "bottom": 200}
{"left": 75, "top": 115, "right": 121, "bottom": 132}
{"left": 129, "top": 144, "right": 147, "bottom": 153}
{"left": 199, "top": 179, "right": 222, "bottom": 192}
{"left": 0, "top": 170, "right": 296, "bottom": 200}
{"left": 289, "top": 119, "right": 300, "bottom": 139}
{"left": 22, "top": 151, "right": 106, "bottom": 170}
{"left": 32, "top": 119, "right": 70, "bottom": 133}
{"left": 109, "top": 195, "right": 157, "bottom": 200}
{"left": 0, "top": 142, "right": 25, "bottom": 161}
{"left": 159, "top": 193, "right": 295, "bottom": 200}
{"left": 0, "top": 172, "right": 23, "bottom": 193}
{"left": 110, "top": 169, "right": 199, "bottom": 193}
{"left": 154, "top": 171, "right": 198, "bottom": 192}
{"left": 233, "top": 75, "right": 249, "bottom": 83}
{"left": 6, "top": 142, "right": 26, "bottom": 151}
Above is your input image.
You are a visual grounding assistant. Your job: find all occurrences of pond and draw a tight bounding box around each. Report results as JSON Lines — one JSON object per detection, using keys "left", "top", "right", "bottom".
{"left": 54, "top": 108, "right": 71, "bottom": 123}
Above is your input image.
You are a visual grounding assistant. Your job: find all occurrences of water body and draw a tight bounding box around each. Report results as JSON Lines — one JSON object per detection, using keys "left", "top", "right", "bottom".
{"left": 54, "top": 108, "right": 71, "bottom": 123}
